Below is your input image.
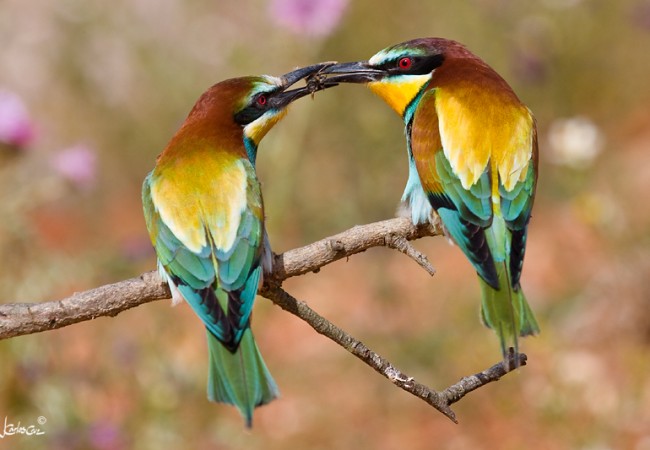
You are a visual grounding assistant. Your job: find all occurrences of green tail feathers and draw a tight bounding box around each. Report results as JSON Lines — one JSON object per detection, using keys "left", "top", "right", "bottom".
{"left": 207, "top": 328, "right": 279, "bottom": 427}
{"left": 479, "top": 261, "right": 540, "bottom": 357}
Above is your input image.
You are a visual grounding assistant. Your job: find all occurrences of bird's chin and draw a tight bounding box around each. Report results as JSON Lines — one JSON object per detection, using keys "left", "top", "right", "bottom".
{"left": 243, "top": 109, "right": 288, "bottom": 145}
{"left": 366, "top": 80, "right": 410, "bottom": 117}
{"left": 367, "top": 74, "right": 432, "bottom": 117}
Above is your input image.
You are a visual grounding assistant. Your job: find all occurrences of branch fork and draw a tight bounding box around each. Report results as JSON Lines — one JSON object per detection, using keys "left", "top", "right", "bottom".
{"left": 0, "top": 217, "right": 527, "bottom": 423}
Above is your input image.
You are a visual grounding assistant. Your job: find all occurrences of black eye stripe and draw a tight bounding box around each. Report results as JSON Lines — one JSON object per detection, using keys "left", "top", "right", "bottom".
{"left": 378, "top": 53, "right": 445, "bottom": 75}
{"left": 234, "top": 105, "right": 264, "bottom": 126}
{"left": 234, "top": 91, "right": 276, "bottom": 125}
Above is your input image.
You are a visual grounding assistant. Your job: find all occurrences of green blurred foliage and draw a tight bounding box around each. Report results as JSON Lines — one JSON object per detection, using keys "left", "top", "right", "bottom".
{"left": 2, "top": 0, "right": 650, "bottom": 449}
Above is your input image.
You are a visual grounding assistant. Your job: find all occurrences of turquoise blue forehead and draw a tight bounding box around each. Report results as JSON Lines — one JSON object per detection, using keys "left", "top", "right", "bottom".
{"left": 369, "top": 46, "right": 427, "bottom": 66}
{"left": 248, "top": 75, "right": 282, "bottom": 98}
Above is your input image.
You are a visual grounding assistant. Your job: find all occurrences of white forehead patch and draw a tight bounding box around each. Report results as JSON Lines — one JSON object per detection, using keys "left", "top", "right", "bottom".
{"left": 260, "top": 75, "right": 283, "bottom": 87}
{"left": 369, "top": 49, "right": 397, "bottom": 66}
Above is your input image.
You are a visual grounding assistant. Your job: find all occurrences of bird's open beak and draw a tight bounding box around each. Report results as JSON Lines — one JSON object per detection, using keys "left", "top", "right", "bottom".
{"left": 280, "top": 63, "right": 335, "bottom": 88}
{"left": 273, "top": 62, "right": 339, "bottom": 105}
{"left": 318, "top": 61, "right": 386, "bottom": 84}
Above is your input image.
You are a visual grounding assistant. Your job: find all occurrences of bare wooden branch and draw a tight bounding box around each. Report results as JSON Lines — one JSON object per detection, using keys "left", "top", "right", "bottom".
{"left": 0, "top": 215, "right": 528, "bottom": 423}
{"left": 261, "top": 284, "right": 458, "bottom": 420}
{"left": 267, "top": 217, "right": 441, "bottom": 281}
{"left": 0, "top": 217, "right": 440, "bottom": 340}
{"left": 261, "top": 284, "right": 526, "bottom": 423}
{"left": 441, "top": 348, "right": 527, "bottom": 407}
{"left": 0, "top": 271, "right": 171, "bottom": 340}
{"left": 384, "top": 233, "right": 436, "bottom": 276}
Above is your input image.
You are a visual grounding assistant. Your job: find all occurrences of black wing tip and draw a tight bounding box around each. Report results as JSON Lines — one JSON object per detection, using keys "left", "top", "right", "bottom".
{"left": 460, "top": 218, "right": 499, "bottom": 289}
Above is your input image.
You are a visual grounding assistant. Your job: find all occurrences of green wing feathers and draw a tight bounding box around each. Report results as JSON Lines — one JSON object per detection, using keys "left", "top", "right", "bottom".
{"left": 411, "top": 101, "right": 540, "bottom": 356}
{"left": 142, "top": 167, "right": 277, "bottom": 425}
{"left": 434, "top": 152, "right": 498, "bottom": 288}
{"left": 437, "top": 173, "right": 540, "bottom": 356}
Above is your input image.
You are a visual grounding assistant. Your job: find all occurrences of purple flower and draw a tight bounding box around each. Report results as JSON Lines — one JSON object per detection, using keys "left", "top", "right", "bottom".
{"left": 0, "top": 89, "right": 35, "bottom": 149}
{"left": 269, "top": 0, "right": 349, "bottom": 37}
{"left": 50, "top": 144, "right": 98, "bottom": 190}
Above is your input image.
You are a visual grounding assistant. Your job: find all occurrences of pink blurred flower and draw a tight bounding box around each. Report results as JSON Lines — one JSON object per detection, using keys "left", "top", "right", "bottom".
{"left": 269, "top": 0, "right": 349, "bottom": 37}
{"left": 51, "top": 144, "right": 98, "bottom": 190}
{"left": 631, "top": 1, "right": 650, "bottom": 31}
{"left": 0, "top": 89, "right": 35, "bottom": 148}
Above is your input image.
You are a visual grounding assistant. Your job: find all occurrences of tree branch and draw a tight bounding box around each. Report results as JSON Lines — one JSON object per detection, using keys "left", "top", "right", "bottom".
{"left": 262, "top": 284, "right": 526, "bottom": 423}
{"left": 0, "top": 271, "right": 170, "bottom": 341}
{"left": 441, "top": 348, "right": 527, "bottom": 407}
{"left": 267, "top": 216, "right": 442, "bottom": 282}
{"left": 0, "top": 216, "right": 528, "bottom": 423}
{"left": 0, "top": 217, "right": 440, "bottom": 340}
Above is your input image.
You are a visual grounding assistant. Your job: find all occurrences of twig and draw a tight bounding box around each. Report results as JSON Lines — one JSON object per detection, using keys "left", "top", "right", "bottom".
{"left": 261, "top": 284, "right": 457, "bottom": 420}
{"left": 441, "top": 348, "right": 527, "bottom": 407}
{"left": 261, "top": 285, "right": 526, "bottom": 423}
{"left": 384, "top": 233, "right": 436, "bottom": 276}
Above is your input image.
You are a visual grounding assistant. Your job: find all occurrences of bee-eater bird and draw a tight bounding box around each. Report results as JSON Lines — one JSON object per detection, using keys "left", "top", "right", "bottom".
{"left": 142, "top": 63, "right": 332, "bottom": 426}
{"left": 321, "top": 38, "right": 540, "bottom": 358}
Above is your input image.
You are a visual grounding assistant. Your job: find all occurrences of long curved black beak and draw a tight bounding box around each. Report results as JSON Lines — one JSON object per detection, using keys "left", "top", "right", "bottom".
{"left": 272, "top": 62, "right": 339, "bottom": 107}
{"left": 319, "top": 61, "right": 386, "bottom": 83}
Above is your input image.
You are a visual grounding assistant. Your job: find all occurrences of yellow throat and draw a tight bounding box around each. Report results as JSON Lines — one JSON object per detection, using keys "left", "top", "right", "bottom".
{"left": 368, "top": 74, "right": 431, "bottom": 116}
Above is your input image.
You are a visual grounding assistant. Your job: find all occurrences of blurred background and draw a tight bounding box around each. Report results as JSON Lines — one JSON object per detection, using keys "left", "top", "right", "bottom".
{"left": 2, "top": 0, "right": 650, "bottom": 448}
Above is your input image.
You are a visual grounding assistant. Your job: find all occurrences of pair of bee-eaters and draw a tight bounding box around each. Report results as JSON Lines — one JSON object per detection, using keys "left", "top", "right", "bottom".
{"left": 142, "top": 37, "right": 540, "bottom": 426}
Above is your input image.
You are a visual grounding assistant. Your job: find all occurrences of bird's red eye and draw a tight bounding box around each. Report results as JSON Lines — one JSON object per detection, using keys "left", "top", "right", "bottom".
{"left": 257, "top": 95, "right": 267, "bottom": 106}
{"left": 398, "top": 57, "right": 412, "bottom": 70}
